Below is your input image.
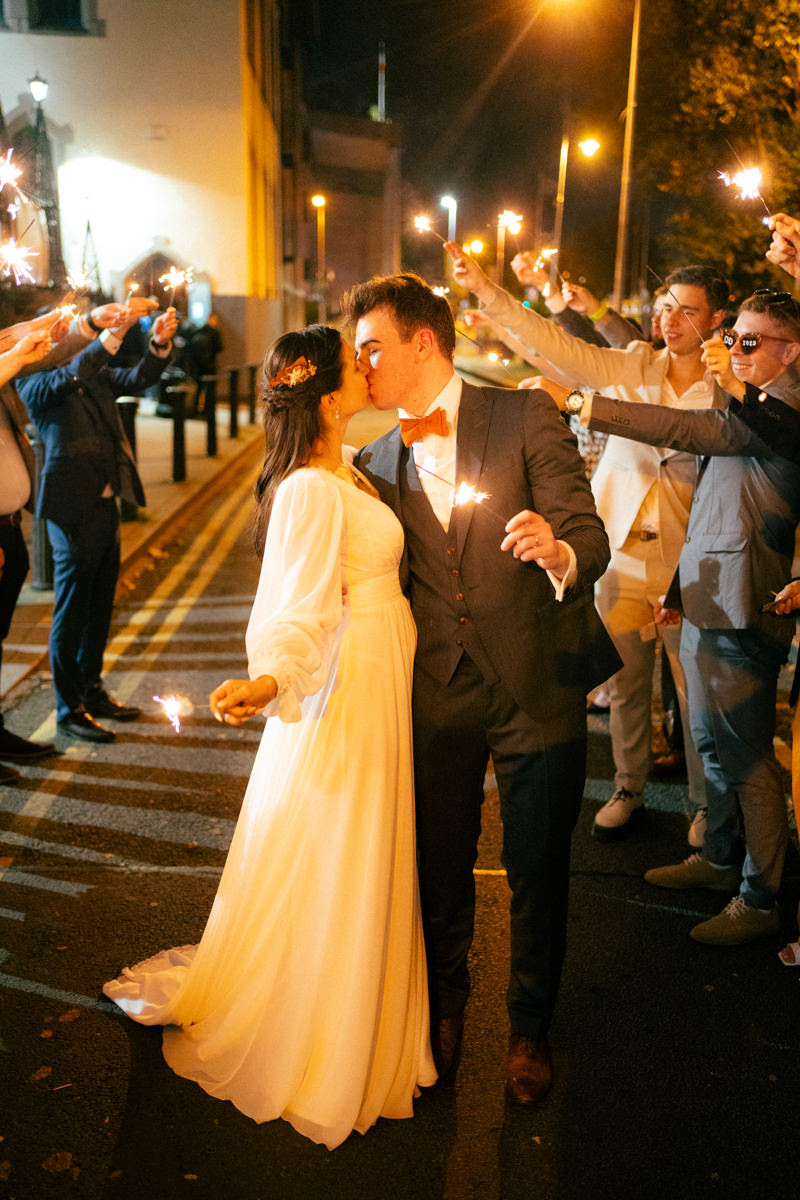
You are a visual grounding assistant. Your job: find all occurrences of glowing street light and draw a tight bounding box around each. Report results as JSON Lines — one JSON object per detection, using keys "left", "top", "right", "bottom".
{"left": 27, "top": 73, "right": 48, "bottom": 105}
{"left": 496, "top": 210, "right": 523, "bottom": 283}
{"left": 552, "top": 132, "right": 601, "bottom": 281}
{"left": 311, "top": 194, "right": 327, "bottom": 322}
{"left": 440, "top": 194, "right": 457, "bottom": 242}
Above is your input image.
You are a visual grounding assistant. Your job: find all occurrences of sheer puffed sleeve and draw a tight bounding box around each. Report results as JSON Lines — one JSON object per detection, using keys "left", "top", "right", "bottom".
{"left": 245, "top": 469, "right": 346, "bottom": 723}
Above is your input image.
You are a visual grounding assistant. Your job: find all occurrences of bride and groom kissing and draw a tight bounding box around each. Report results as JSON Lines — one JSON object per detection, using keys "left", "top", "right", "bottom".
{"left": 104, "top": 266, "right": 619, "bottom": 1149}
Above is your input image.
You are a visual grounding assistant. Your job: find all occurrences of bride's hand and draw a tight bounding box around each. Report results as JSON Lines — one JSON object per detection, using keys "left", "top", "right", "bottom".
{"left": 209, "top": 675, "right": 277, "bottom": 724}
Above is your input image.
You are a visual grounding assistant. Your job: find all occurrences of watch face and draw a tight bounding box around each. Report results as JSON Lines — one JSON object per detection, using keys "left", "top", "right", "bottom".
{"left": 566, "top": 392, "right": 584, "bottom": 413}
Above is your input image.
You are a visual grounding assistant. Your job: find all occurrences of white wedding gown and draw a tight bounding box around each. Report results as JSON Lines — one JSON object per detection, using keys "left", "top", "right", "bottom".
{"left": 104, "top": 466, "right": 436, "bottom": 1149}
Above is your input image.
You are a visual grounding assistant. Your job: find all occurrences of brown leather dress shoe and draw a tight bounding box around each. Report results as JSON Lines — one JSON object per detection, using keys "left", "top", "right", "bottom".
{"left": 506, "top": 1034, "right": 552, "bottom": 1106}
{"left": 433, "top": 1014, "right": 464, "bottom": 1080}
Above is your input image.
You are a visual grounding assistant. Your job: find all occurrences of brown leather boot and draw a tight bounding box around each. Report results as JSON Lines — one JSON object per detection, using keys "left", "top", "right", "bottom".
{"left": 506, "top": 1034, "right": 552, "bottom": 1105}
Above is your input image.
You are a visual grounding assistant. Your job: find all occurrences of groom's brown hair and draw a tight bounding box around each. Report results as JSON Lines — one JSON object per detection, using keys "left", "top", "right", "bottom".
{"left": 341, "top": 272, "right": 456, "bottom": 360}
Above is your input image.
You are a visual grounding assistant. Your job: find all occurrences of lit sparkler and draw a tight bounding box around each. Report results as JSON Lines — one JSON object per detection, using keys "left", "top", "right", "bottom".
{"left": 126, "top": 281, "right": 139, "bottom": 302}
{"left": 414, "top": 215, "right": 446, "bottom": 243}
{"left": 456, "top": 326, "right": 516, "bottom": 379}
{"left": 718, "top": 166, "right": 772, "bottom": 220}
{"left": 158, "top": 266, "right": 193, "bottom": 305}
{"left": 57, "top": 303, "right": 77, "bottom": 322}
{"left": 0, "top": 238, "right": 38, "bottom": 285}
{"left": 453, "top": 481, "right": 490, "bottom": 506}
{"left": 153, "top": 694, "right": 194, "bottom": 733}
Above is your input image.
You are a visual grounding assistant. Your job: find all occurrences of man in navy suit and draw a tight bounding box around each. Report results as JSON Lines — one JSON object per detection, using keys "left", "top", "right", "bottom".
{"left": 17, "top": 303, "right": 176, "bottom": 743}
{"left": 343, "top": 272, "right": 620, "bottom": 1105}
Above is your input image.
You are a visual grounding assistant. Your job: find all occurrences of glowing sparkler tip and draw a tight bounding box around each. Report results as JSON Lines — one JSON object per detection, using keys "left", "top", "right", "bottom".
{"left": 0, "top": 238, "right": 38, "bottom": 285}
{"left": 153, "top": 694, "right": 194, "bottom": 734}
{"left": 719, "top": 166, "right": 763, "bottom": 200}
{"left": 414, "top": 215, "right": 432, "bottom": 233}
{"left": 158, "top": 266, "right": 193, "bottom": 292}
{"left": 452, "top": 481, "right": 491, "bottom": 507}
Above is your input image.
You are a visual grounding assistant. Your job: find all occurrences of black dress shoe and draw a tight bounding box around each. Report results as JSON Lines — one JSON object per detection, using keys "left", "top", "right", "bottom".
{"left": 57, "top": 712, "right": 115, "bottom": 743}
{"left": 506, "top": 1034, "right": 552, "bottom": 1106}
{"left": 0, "top": 761, "right": 21, "bottom": 782}
{"left": 0, "top": 728, "right": 56, "bottom": 762}
{"left": 85, "top": 693, "right": 141, "bottom": 722}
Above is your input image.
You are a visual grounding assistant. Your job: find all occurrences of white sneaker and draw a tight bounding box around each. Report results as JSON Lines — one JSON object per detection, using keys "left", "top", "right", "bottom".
{"left": 688, "top": 807, "right": 707, "bottom": 849}
{"left": 592, "top": 787, "right": 644, "bottom": 841}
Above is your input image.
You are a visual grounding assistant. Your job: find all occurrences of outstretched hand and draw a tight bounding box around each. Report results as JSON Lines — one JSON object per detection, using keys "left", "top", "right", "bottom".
{"left": 209, "top": 675, "right": 277, "bottom": 724}
{"left": 501, "top": 509, "right": 569, "bottom": 575}
{"left": 763, "top": 579, "right": 800, "bottom": 616}
{"left": 444, "top": 240, "right": 494, "bottom": 298}
{"left": 766, "top": 213, "right": 800, "bottom": 279}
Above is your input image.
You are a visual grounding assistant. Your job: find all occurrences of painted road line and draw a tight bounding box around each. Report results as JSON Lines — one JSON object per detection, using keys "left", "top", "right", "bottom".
{"left": 0, "top": 866, "right": 91, "bottom": 896}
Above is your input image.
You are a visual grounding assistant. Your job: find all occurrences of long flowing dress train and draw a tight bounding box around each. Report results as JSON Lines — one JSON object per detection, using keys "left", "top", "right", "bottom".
{"left": 104, "top": 466, "right": 436, "bottom": 1149}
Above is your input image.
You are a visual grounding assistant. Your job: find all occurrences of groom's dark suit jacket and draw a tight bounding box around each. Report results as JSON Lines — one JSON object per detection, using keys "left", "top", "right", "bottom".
{"left": 355, "top": 381, "right": 621, "bottom": 721}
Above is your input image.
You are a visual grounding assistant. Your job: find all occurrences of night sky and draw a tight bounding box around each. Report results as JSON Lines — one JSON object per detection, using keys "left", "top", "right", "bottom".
{"left": 303, "top": 0, "right": 639, "bottom": 290}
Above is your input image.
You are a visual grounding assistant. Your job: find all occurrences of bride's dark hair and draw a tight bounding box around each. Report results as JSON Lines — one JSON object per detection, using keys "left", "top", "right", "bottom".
{"left": 253, "top": 324, "right": 344, "bottom": 554}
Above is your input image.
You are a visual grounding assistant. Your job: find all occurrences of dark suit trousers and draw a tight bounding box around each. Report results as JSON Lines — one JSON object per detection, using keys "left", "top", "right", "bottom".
{"left": 0, "top": 522, "right": 29, "bottom": 729}
{"left": 47, "top": 499, "right": 120, "bottom": 721}
{"left": 412, "top": 654, "right": 586, "bottom": 1039}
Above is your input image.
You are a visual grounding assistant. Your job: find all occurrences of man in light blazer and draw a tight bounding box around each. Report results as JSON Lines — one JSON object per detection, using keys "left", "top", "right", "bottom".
{"left": 343, "top": 273, "right": 620, "bottom": 1105}
{"left": 552, "top": 290, "right": 800, "bottom": 946}
{"left": 450, "top": 245, "right": 731, "bottom": 844}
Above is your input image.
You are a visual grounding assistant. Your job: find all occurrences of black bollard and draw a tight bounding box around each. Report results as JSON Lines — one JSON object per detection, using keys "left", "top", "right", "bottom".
{"left": 116, "top": 397, "right": 140, "bottom": 521}
{"left": 167, "top": 385, "right": 187, "bottom": 482}
{"left": 203, "top": 374, "right": 218, "bottom": 456}
{"left": 248, "top": 364, "right": 258, "bottom": 425}
{"left": 25, "top": 423, "right": 53, "bottom": 590}
{"left": 228, "top": 367, "right": 239, "bottom": 439}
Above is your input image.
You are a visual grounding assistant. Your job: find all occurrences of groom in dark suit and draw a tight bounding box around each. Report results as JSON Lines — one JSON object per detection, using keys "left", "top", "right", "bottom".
{"left": 344, "top": 273, "right": 620, "bottom": 1104}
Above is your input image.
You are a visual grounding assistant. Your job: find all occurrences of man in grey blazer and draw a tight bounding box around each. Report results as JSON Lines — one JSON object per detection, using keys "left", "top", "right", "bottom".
{"left": 556, "top": 290, "right": 800, "bottom": 946}
{"left": 343, "top": 273, "right": 620, "bottom": 1105}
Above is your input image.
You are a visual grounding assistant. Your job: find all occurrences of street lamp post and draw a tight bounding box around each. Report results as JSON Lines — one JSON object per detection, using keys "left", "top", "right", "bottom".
{"left": 311, "top": 194, "right": 326, "bottom": 323}
{"left": 612, "top": 0, "right": 643, "bottom": 309}
{"left": 552, "top": 130, "right": 600, "bottom": 285}
{"left": 27, "top": 73, "right": 67, "bottom": 287}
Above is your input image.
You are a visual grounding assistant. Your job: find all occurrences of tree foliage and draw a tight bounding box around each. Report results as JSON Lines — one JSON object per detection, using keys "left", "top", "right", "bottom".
{"left": 635, "top": 0, "right": 800, "bottom": 297}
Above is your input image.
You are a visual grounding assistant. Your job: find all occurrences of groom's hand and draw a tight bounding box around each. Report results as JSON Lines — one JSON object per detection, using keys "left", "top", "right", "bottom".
{"left": 501, "top": 509, "right": 570, "bottom": 575}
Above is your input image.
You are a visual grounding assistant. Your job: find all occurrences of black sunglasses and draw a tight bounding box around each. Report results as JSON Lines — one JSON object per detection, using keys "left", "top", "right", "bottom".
{"left": 751, "top": 288, "right": 800, "bottom": 314}
{"left": 721, "top": 328, "right": 796, "bottom": 354}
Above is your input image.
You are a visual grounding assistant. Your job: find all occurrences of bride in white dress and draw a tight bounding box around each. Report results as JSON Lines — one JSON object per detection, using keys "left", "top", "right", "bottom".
{"left": 104, "top": 325, "right": 436, "bottom": 1149}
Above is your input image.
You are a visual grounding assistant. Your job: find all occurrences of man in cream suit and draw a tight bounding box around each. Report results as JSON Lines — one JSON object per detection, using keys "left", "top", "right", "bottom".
{"left": 450, "top": 246, "right": 729, "bottom": 842}
{"left": 344, "top": 272, "right": 620, "bottom": 1106}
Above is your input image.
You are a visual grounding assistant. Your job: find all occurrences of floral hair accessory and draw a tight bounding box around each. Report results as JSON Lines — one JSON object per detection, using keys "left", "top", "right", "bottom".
{"left": 269, "top": 356, "right": 317, "bottom": 388}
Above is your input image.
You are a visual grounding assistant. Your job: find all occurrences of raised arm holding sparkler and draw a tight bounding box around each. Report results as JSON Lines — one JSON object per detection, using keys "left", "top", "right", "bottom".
{"left": 766, "top": 212, "right": 800, "bottom": 279}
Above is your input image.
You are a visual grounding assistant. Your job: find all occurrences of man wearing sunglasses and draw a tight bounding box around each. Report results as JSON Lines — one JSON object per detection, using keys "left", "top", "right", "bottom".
{"left": 545, "top": 290, "right": 800, "bottom": 945}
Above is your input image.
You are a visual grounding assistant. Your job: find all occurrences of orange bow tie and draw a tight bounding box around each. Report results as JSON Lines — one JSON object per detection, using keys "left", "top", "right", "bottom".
{"left": 398, "top": 407, "right": 448, "bottom": 446}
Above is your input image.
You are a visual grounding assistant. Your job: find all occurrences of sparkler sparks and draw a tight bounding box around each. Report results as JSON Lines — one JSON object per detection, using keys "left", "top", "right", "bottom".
{"left": 718, "top": 166, "right": 772, "bottom": 219}
{"left": 153, "top": 694, "right": 194, "bottom": 733}
{"left": 453, "top": 481, "right": 490, "bottom": 506}
{"left": 158, "top": 266, "right": 193, "bottom": 304}
{"left": 414, "top": 215, "right": 446, "bottom": 243}
{"left": 67, "top": 267, "right": 90, "bottom": 290}
{"left": 0, "top": 238, "right": 38, "bottom": 285}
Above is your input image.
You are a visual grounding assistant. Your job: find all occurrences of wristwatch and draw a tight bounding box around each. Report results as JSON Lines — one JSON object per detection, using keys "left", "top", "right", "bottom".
{"left": 565, "top": 390, "right": 587, "bottom": 414}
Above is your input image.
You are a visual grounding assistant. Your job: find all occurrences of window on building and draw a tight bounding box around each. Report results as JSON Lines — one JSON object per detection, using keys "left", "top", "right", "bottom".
{"left": 31, "top": 0, "right": 84, "bottom": 30}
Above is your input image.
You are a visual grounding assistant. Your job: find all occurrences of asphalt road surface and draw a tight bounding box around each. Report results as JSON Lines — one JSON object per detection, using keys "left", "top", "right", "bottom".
{"left": 1, "top": 453, "right": 798, "bottom": 1200}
